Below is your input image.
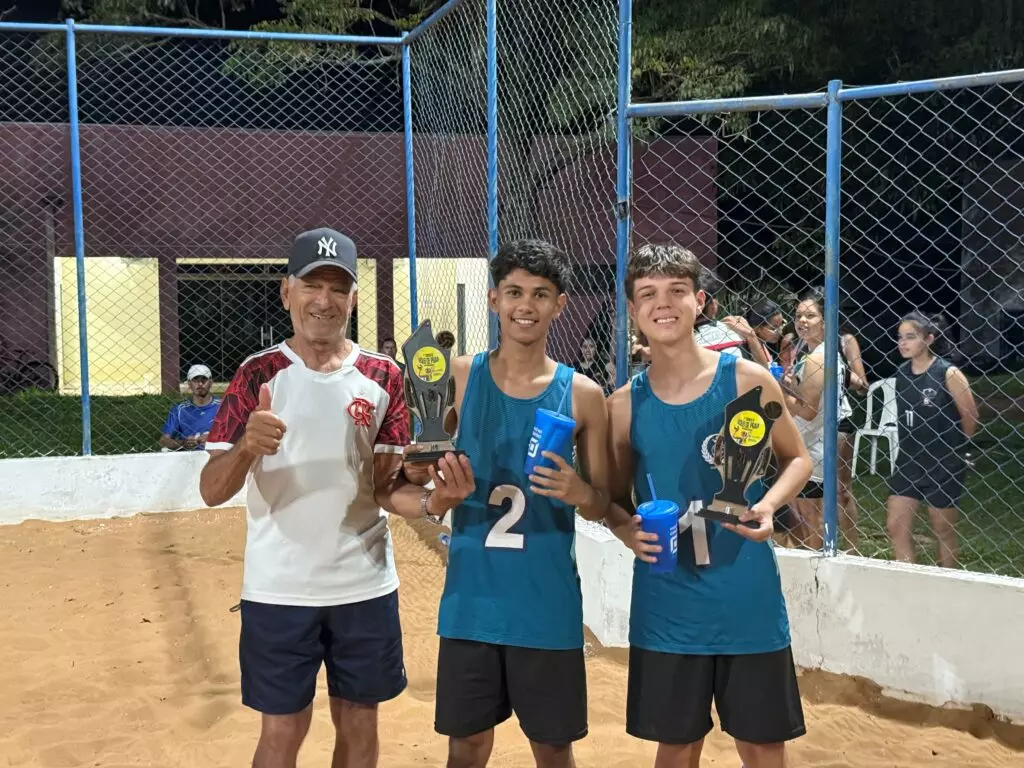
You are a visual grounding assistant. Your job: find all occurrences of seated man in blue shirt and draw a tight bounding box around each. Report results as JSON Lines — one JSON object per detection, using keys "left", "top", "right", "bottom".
{"left": 159, "top": 364, "right": 221, "bottom": 451}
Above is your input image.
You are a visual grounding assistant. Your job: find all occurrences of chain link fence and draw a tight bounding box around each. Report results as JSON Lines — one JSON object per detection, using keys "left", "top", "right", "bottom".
{"left": 409, "top": 0, "right": 619, "bottom": 388}
{"left": 627, "top": 75, "right": 1024, "bottom": 579}
{"left": 3, "top": 7, "right": 1024, "bottom": 583}
{"left": 840, "top": 79, "right": 1024, "bottom": 577}
{"left": 0, "top": 24, "right": 405, "bottom": 458}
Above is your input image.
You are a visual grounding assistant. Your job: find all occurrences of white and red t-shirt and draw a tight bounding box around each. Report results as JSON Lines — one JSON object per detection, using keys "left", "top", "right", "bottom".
{"left": 207, "top": 341, "right": 410, "bottom": 607}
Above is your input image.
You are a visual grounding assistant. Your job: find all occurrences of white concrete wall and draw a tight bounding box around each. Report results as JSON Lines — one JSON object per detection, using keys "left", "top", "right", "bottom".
{"left": 0, "top": 452, "right": 242, "bottom": 525}
{"left": 3, "top": 455, "right": 1023, "bottom": 725}
{"left": 572, "top": 518, "right": 1024, "bottom": 725}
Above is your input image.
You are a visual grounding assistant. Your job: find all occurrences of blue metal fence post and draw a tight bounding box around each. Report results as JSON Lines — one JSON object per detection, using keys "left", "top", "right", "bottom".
{"left": 823, "top": 78, "right": 844, "bottom": 556}
{"left": 485, "top": 0, "right": 499, "bottom": 349}
{"left": 401, "top": 35, "right": 419, "bottom": 330}
{"left": 613, "top": 0, "right": 633, "bottom": 387}
{"left": 66, "top": 18, "right": 92, "bottom": 456}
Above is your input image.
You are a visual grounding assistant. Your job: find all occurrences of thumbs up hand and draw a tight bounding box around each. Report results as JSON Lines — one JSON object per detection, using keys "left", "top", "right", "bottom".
{"left": 242, "top": 382, "right": 287, "bottom": 456}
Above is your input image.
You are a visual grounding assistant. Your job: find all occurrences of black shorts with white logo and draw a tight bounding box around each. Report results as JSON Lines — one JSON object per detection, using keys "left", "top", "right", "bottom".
{"left": 626, "top": 645, "right": 806, "bottom": 746}
{"left": 435, "top": 638, "right": 588, "bottom": 746}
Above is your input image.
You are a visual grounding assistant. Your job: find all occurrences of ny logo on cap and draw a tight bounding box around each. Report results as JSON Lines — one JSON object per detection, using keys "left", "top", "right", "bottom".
{"left": 317, "top": 236, "right": 337, "bottom": 258}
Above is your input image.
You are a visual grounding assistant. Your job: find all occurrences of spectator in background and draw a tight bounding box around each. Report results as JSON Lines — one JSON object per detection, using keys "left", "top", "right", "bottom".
{"left": 381, "top": 336, "right": 405, "bottom": 375}
{"left": 159, "top": 364, "right": 221, "bottom": 452}
{"left": 694, "top": 268, "right": 768, "bottom": 362}
{"left": 781, "top": 290, "right": 860, "bottom": 551}
{"left": 572, "top": 337, "right": 611, "bottom": 393}
{"left": 887, "top": 312, "right": 978, "bottom": 569}
{"left": 745, "top": 299, "right": 791, "bottom": 366}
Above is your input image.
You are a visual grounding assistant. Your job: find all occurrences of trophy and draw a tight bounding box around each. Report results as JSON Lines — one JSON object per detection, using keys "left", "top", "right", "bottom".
{"left": 696, "top": 386, "right": 784, "bottom": 529}
{"left": 401, "top": 320, "right": 461, "bottom": 462}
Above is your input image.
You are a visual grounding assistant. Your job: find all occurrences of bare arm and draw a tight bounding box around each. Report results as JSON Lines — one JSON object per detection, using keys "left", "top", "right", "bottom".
{"left": 199, "top": 382, "right": 282, "bottom": 506}
{"left": 604, "top": 386, "right": 639, "bottom": 542}
{"left": 160, "top": 433, "right": 187, "bottom": 451}
{"left": 782, "top": 354, "right": 824, "bottom": 421}
{"left": 200, "top": 445, "right": 255, "bottom": 506}
{"left": 374, "top": 452, "right": 474, "bottom": 520}
{"left": 842, "top": 334, "right": 869, "bottom": 394}
{"left": 946, "top": 366, "right": 979, "bottom": 439}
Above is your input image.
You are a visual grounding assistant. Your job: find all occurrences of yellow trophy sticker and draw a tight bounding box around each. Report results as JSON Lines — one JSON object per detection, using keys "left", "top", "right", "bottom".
{"left": 412, "top": 346, "right": 446, "bottom": 383}
{"left": 729, "top": 410, "right": 766, "bottom": 448}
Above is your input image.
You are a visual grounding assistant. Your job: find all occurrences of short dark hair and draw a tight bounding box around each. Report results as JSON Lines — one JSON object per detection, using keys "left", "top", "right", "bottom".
{"left": 746, "top": 300, "right": 782, "bottom": 327}
{"left": 490, "top": 239, "right": 572, "bottom": 294}
{"left": 625, "top": 243, "right": 702, "bottom": 299}
{"left": 381, "top": 336, "right": 396, "bottom": 344}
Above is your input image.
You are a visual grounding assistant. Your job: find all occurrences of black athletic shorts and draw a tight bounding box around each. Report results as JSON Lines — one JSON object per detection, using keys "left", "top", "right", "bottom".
{"left": 239, "top": 590, "right": 406, "bottom": 715}
{"left": 888, "top": 470, "right": 965, "bottom": 509}
{"left": 626, "top": 645, "right": 805, "bottom": 746}
{"left": 435, "top": 638, "right": 588, "bottom": 746}
{"left": 838, "top": 417, "right": 857, "bottom": 435}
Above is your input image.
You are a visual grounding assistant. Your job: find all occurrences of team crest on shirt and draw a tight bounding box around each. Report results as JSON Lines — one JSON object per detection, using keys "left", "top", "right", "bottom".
{"left": 347, "top": 397, "right": 375, "bottom": 427}
{"left": 922, "top": 387, "right": 937, "bottom": 407}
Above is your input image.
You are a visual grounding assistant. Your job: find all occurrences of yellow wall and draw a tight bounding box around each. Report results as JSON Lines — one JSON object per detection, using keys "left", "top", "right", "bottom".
{"left": 356, "top": 259, "right": 377, "bottom": 351}
{"left": 52, "top": 257, "right": 482, "bottom": 395}
{"left": 55, "top": 256, "right": 162, "bottom": 395}
{"left": 391, "top": 258, "right": 490, "bottom": 362}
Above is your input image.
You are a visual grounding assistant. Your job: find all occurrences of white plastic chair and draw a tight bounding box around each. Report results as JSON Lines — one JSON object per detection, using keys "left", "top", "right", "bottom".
{"left": 852, "top": 378, "right": 899, "bottom": 477}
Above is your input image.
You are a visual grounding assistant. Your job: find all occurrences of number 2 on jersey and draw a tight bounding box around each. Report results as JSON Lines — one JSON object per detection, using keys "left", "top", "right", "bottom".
{"left": 485, "top": 484, "right": 526, "bottom": 550}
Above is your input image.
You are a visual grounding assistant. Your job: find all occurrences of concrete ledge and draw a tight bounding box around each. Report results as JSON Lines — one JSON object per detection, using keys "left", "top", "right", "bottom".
{"left": 573, "top": 517, "right": 1024, "bottom": 725}
{"left": 0, "top": 452, "right": 242, "bottom": 525}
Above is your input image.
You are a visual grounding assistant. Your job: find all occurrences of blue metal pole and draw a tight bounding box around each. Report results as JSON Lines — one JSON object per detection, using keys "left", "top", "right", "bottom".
{"left": 823, "top": 79, "right": 844, "bottom": 556}
{"left": 613, "top": 0, "right": 633, "bottom": 387}
{"left": 401, "top": 36, "right": 419, "bottom": 330}
{"left": 403, "top": 0, "right": 470, "bottom": 46}
{"left": 66, "top": 19, "right": 92, "bottom": 456}
{"left": 628, "top": 92, "right": 828, "bottom": 118}
{"left": 485, "top": 0, "right": 499, "bottom": 349}
{"left": 0, "top": 20, "right": 403, "bottom": 45}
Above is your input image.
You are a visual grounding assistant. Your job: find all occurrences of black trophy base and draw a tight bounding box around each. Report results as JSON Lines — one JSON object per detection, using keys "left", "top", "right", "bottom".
{"left": 696, "top": 499, "right": 760, "bottom": 529}
{"left": 404, "top": 441, "right": 465, "bottom": 464}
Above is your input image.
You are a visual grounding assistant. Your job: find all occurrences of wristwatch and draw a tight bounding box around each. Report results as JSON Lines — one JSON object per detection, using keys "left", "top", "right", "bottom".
{"left": 421, "top": 489, "right": 444, "bottom": 525}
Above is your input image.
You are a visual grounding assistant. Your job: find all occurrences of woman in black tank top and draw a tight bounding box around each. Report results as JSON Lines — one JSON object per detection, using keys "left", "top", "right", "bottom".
{"left": 886, "top": 312, "right": 979, "bottom": 568}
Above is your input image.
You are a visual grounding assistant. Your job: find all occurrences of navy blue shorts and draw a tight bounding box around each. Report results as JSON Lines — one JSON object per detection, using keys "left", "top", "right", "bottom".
{"left": 239, "top": 590, "right": 407, "bottom": 715}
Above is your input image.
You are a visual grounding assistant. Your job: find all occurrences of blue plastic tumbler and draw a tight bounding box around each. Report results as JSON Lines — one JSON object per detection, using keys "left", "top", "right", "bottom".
{"left": 523, "top": 408, "right": 576, "bottom": 476}
{"left": 637, "top": 499, "right": 679, "bottom": 574}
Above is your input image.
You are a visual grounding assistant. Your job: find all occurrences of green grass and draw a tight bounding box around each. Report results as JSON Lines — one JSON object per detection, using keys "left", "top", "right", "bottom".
{"left": 0, "top": 391, "right": 181, "bottom": 458}
{"left": 969, "top": 372, "right": 1024, "bottom": 400}
{"left": 847, "top": 415, "right": 1024, "bottom": 578}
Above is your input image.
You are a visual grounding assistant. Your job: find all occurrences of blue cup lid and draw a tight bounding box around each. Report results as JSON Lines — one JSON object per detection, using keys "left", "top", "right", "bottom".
{"left": 535, "top": 407, "right": 576, "bottom": 428}
{"left": 638, "top": 499, "right": 679, "bottom": 518}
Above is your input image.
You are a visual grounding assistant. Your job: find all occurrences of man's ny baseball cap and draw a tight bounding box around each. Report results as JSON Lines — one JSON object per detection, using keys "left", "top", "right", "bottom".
{"left": 187, "top": 364, "right": 212, "bottom": 381}
{"left": 288, "top": 227, "right": 358, "bottom": 283}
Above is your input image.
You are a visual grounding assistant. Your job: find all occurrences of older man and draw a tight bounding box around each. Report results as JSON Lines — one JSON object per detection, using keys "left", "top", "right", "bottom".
{"left": 200, "top": 227, "right": 475, "bottom": 768}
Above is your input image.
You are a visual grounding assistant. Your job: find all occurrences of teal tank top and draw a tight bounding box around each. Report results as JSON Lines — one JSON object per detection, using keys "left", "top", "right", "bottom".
{"left": 437, "top": 352, "right": 583, "bottom": 650}
{"left": 629, "top": 354, "right": 791, "bottom": 655}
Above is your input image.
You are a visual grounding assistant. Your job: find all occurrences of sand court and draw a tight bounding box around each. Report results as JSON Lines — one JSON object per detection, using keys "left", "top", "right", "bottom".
{"left": 1, "top": 508, "right": 1022, "bottom": 767}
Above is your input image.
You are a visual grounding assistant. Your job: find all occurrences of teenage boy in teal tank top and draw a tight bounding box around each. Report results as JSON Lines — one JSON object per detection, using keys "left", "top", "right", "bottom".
{"left": 605, "top": 244, "right": 814, "bottom": 768}
{"left": 403, "top": 240, "right": 611, "bottom": 768}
